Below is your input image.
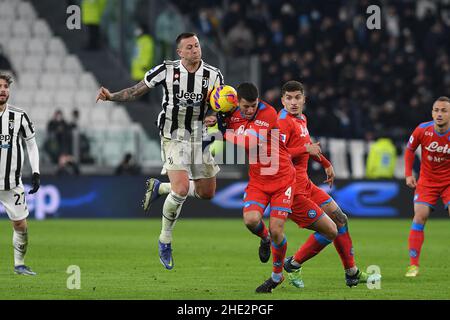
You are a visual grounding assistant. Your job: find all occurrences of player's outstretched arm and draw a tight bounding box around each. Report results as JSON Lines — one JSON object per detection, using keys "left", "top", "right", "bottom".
{"left": 96, "top": 80, "right": 150, "bottom": 103}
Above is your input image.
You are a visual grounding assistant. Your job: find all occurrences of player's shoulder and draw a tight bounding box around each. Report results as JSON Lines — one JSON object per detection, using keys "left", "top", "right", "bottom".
{"left": 202, "top": 61, "right": 222, "bottom": 73}
{"left": 417, "top": 121, "right": 434, "bottom": 129}
{"left": 160, "top": 60, "right": 179, "bottom": 69}
{"left": 163, "top": 60, "right": 177, "bottom": 66}
{"left": 413, "top": 121, "right": 434, "bottom": 135}
{"left": 300, "top": 113, "right": 308, "bottom": 122}
{"left": 7, "top": 104, "right": 27, "bottom": 115}
{"left": 258, "top": 101, "right": 277, "bottom": 115}
{"left": 278, "top": 108, "right": 291, "bottom": 121}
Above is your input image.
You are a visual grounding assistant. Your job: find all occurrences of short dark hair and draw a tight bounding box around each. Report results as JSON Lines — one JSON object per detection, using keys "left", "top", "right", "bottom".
{"left": 281, "top": 80, "right": 305, "bottom": 96}
{"left": 0, "top": 73, "right": 13, "bottom": 86}
{"left": 436, "top": 96, "right": 450, "bottom": 103}
{"left": 176, "top": 32, "right": 197, "bottom": 46}
{"left": 237, "top": 82, "right": 259, "bottom": 102}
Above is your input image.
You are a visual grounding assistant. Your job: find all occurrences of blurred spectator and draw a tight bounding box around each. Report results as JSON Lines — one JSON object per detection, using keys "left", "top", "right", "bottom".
{"left": 171, "top": 0, "right": 450, "bottom": 143}
{"left": 45, "top": 110, "right": 70, "bottom": 164}
{"left": 224, "top": 19, "right": 254, "bottom": 57}
{"left": 131, "top": 23, "right": 154, "bottom": 82}
{"left": 68, "top": 109, "right": 94, "bottom": 164}
{"left": 115, "top": 153, "right": 141, "bottom": 175}
{"left": 57, "top": 154, "right": 81, "bottom": 176}
{"left": 81, "top": 0, "right": 107, "bottom": 50}
{"left": 365, "top": 135, "right": 398, "bottom": 179}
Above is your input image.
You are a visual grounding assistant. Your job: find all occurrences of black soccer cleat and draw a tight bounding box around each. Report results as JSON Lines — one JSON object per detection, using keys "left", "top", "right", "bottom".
{"left": 259, "top": 237, "right": 271, "bottom": 263}
{"left": 345, "top": 269, "right": 368, "bottom": 287}
{"left": 255, "top": 276, "right": 284, "bottom": 293}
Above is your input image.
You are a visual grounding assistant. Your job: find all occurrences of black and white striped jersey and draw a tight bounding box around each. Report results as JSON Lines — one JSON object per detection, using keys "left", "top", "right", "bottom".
{"left": 144, "top": 60, "right": 224, "bottom": 141}
{"left": 0, "top": 104, "right": 35, "bottom": 190}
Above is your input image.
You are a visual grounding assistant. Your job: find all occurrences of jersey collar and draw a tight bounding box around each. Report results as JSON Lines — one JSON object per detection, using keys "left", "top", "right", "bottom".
{"left": 180, "top": 59, "right": 203, "bottom": 74}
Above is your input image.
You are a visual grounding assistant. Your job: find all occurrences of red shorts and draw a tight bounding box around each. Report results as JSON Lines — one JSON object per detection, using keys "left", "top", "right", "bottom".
{"left": 243, "top": 176, "right": 295, "bottom": 220}
{"left": 297, "top": 180, "right": 333, "bottom": 207}
{"left": 414, "top": 182, "right": 450, "bottom": 210}
{"left": 289, "top": 194, "right": 325, "bottom": 228}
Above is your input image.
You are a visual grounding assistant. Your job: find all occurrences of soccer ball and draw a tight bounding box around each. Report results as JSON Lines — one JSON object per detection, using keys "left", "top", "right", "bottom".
{"left": 209, "top": 85, "right": 238, "bottom": 113}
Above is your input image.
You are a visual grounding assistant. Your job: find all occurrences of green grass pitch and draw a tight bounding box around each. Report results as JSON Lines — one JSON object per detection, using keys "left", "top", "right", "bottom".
{"left": 0, "top": 218, "right": 449, "bottom": 300}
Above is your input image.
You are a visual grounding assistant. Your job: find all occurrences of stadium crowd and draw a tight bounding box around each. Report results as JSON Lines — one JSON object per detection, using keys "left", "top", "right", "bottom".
{"left": 172, "top": 0, "right": 450, "bottom": 142}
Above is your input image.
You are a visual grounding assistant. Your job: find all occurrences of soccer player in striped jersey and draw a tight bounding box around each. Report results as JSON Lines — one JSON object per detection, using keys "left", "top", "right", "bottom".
{"left": 404, "top": 96, "right": 450, "bottom": 277}
{"left": 96, "top": 33, "right": 224, "bottom": 270}
{"left": 0, "top": 73, "right": 40, "bottom": 275}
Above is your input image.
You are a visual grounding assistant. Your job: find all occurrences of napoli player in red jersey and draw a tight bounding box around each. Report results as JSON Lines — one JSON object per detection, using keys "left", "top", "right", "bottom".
{"left": 221, "top": 83, "right": 296, "bottom": 293}
{"left": 404, "top": 96, "right": 450, "bottom": 277}
{"left": 277, "top": 81, "right": 374, "bottom": 287}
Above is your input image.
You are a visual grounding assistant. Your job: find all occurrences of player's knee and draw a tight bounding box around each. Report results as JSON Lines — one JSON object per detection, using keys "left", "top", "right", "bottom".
{"left": 323, "top": 222, "right": 338, "bottom": 241}
{"left": 243, "top": 213, "right": 260, "bottom": 228}
{"left": 269, "top": 223, "right": 284, "bottom": 240}
{"left": 413, "top": 215, "right": 428, "bottom": 225}
{"left": 327, "top": 207, "right": 348, "bottom": 227}
{"left": 171, "top": 185, "right": 189, "bottom": 197}
{"left": 13, "top": 219, "right": 27, "bottom": 231}
{"left": 195, "top": 189, "right": 215, "bottom": 200}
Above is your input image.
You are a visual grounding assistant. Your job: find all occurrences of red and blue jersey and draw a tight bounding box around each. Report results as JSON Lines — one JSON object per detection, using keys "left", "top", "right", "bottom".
{"left": 277, "top": 109, "right": 331, "bottom": 194}
{"left": 406, "top": 121, "right": 450, "bottom": 187}
{"left": 224, "top": 101, "right": 294, "bottom": 186}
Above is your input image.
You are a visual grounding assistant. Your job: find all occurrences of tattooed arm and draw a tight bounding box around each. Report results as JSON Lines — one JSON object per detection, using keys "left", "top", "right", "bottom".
{"left": 96, "top": 80, "right": 151, "bottom": 103}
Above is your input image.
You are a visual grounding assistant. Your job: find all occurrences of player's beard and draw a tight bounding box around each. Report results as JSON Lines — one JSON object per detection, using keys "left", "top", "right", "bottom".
{"left": 0, "top": 94, "right": 8, "bottom": 105}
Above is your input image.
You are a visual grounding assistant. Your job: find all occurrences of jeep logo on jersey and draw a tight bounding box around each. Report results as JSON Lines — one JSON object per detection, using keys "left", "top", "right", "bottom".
{"left": 424, "top": 142, "right": 450, "bottom": 154}
{"left": 0, "top": 134, "right": 11, "bottom": 141}
{"left": 176, "top": 90, "right": 204, "bottom": 101}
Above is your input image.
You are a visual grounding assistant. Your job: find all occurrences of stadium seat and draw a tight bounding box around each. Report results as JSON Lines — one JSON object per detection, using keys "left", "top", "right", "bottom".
{"left": 17, "top": 1, "right": 37, "bottom": 21}
{"left": 63, "top": 55, "right": 84, "bottom": 74}
{"left": 0, "top": 2, "right": 16, "bottom": 20}
{"left": 79, "top": 73, "right": 98, "bottom": 90}
{"left": 110, "top": 106, "right": 132, "bottom": 124}
{"left": 27, "top": 38, "right": 48, "bottom": 55}
{"left": 8, "top": 89, "right": 33, "bottom": 107}
{"left": 0, "top": 20, "right": 11, "bottom": 39}
{"left": 32, "top": 19, "right": 52, "bottom": 40}
{"left": 23, "top": 56, "right": 44, "bottom": 73}
{"left": 34, "top": 90, "right": 55, "bottom": 107}
{"left": 74, "top": 90, "right": 96, "bottom": 110}
{"left": 28, "top": 107, "right": 51, "bottom": 130}
{"left": 101, "top": 141, "right": 124, "bottom": 166}
{"left": 18, "top": 72, "right": 39, "bottom": 90}
{"left": 43, "top": 55, "right": 64, "bottom": 74}
{"left": 48, "top": 38, "right": 67, "bottom": 56}
{"left": 40, "top": 73, "right": 58, "bottom": 90}
{"left": 54, "top": 90, "right": 76, "bottom": 110}
{"left": 11, "top": 20, "right": 31, "bottom": 38}
{"left": 8, "top": 53, "right": 26, "bottom": 73}
{"left": 77, "top": 108, "right": 92, "bottom": 125}
{"left": 90, "top": 107, "right": 111, "bottom": 126}
{"left": 58, "top": 74, "right": 78, "bottom": 90}
{"left": 7, "top": 38, "right": 27, "bottom": 56}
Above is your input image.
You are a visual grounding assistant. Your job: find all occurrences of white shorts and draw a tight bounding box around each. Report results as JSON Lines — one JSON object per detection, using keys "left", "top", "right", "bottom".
{"left": 0, "top": 184, "right": 29, "bottom": 221}
{"left": 160, "top": 137, "right": 220, "bottom": 180}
